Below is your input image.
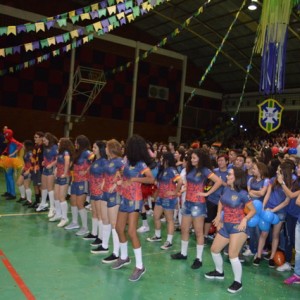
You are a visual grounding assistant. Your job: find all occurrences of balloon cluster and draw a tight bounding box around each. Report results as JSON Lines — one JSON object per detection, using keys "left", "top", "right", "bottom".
{"left": 247, "top": 200, "right": 280, "bottom": 231}
{"left": 287, "top": 137, "right": 298, "bottom": 155}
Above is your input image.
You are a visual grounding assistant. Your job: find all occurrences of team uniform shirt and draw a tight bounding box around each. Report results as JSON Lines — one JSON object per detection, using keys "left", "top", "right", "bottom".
{"left": 221, "top": 187, "right": 250, "bottom": 223}
{"left": 122, "top": 161, "right": 149, "bottom": 201}
{"left": 73, "top": 150, "right": 93, "bottom": 182}
{"left": 102, "top": 157, "right": 124, "bottom": 194}
{"left": 247, "top": 177, "right": 270, "bottom": 202}
{"left": 265, "top": 177, "right": 288, "bottom": 212}
{"left": 207, "top": 168, "right": 228, "bottom": 205}
{"left": 31, "top": 144, "right": 43, "bottom": 172}
{"left": 23, "top": 151, "right": 33, "bottom": 172}
{"left": 43, "top": 144, "right": 58, "bottom": 168}
{"left": 56, "top": 150, "right": 71, "bottom": 177}
{"left": 186, "top": 167, "right": 214, "bottom": 203}
{"left": 89, "top": 157, "right": 107, "bottom": 196}
{"left": 157, "top": 167, "right": 181, "bottom": 199}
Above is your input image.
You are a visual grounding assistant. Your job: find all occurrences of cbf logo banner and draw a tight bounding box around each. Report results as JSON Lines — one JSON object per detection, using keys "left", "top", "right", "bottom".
{"left": 258, "top": 99, "right": 284, "bottom": 134}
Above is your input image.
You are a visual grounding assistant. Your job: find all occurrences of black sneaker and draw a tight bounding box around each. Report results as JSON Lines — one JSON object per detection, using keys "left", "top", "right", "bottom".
{"left": 191, "top": 258, "right": 202, "bottom": 269}
{"left": 83, "top": 233, "right": 97, "bottom": 241}
{"left": 171, "top": 252, "right": 187, "bottom": 260}
{"left": 17, "top": 197, "right": 26, "bottom": 203}
{"left": 253, "top": 257, "right": 261, "bottom": 266}
{"left": 239, "top": 254, "right": 245, "bottom": 263}
{"left": 90, "top": 245, "right": 109, "bottom": 254}
{"left": 227, "top": 281, "right": 242, "bottom": 293}
{"left": 264, "top": 254, "right": 271, "bottom": 261}
{"left": 6, "top": 195, "right": 16, "bottom": 200}
{"left": 1, "top": 192, "right": 10, "bottom": 197}
{"left": 22, "top": 201, "right": 31, "bottom": 206}
{"left": 102, "top": 253, "right": 119, "bottom": 264}
{"left": 268, "top": 258, "right": 275, "bottom": 268}
{"left": 204, "top": 270, "right": 224, "bottom": 280}
{"left": 28, "top": 201, "right": 39, "bottom": 209}
{"left": 90, "top": 238, "right": 102, "bottom": 247}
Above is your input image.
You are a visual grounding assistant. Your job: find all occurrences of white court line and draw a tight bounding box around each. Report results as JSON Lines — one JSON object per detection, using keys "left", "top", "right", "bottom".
{"left": 0, "top": 212, "right": 48, "bottom": 217}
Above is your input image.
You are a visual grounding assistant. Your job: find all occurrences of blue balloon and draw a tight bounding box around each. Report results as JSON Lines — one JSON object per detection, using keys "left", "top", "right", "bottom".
{"left": 247, "top": 214, "right": 260, "bottom": 227}
{"left": 261, "top": 210, "right": 275, "bottom": 223}
{"left": 288, "top": 148, "right": 297, "bottom": 155}
{"left": 253, "top": 200, "right": 263, "bottom": 215}
{"left": 271, "top": 214, "right": 280, "bottom": 225}
{"left": 259, "top": 218, "right": 271, "bottom": 232}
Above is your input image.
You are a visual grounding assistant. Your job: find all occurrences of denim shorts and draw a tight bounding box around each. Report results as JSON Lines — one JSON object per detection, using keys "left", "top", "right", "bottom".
{"left": 181, "top": 200, "right": 207, "bottom": 218}
{"left": 218, "top": 222, "right": 249, "bottom": 239}
{"left": 55, "top": 177, "right": 70, "bottom": 186}
{"left": 42, "top": 166, "right": 55, "bottom": 176}
{"left": 102, "top": 191, "right": 121, "bottom": 208}
{"left": 90, "top": 194, "right": 104, "bottom": 201}
{"left": 119, "top": 197, "right": 143, "bottom": 213}
{"left": 275, "top": 211, "right": 286, "bottom": 222}
{"left": 156, "top": 197, "right": 177, "bottom": 210}
{"left": 71, "top": 181, "right": 89, "bottom": 196}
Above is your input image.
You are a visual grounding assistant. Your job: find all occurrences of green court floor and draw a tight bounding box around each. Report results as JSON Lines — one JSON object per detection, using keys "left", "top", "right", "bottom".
{"left": 0, "top": 182, "right": 299, "bottom": 299}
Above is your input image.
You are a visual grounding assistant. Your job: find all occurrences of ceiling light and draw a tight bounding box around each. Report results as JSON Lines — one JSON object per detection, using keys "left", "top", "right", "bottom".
{"left": 248, "top": 0, "right": 258, "bottom": 10}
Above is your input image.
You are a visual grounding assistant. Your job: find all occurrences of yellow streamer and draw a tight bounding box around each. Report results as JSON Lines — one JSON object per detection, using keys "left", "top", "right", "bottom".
{"left": 7, "top": 26, "right": 16, "bottom": 35}
{"left": 35, "top": 22, "right": 45, "bottom": 32}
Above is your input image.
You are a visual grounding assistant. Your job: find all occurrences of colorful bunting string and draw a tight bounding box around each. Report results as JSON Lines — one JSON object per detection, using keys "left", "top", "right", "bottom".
{"left": 0, "top": 0, "right": 168, "bottom": 75}
{"left": 0, "top": 0, "right": 149, "bottom": 37}
{"left": 0, "top": 0, "right": 167, "bottom": 58}
{"left": 169, "top": 0, "right": 246, "bottom": 125}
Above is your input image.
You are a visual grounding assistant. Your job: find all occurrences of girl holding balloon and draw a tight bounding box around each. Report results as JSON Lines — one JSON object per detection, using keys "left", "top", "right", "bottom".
{"left": 205, "top": 167, "right": 256, "bottom": 294}
{"left": 245, "top": 162, "right": 269, "bottom": 256}
{"left": 276, "top": 160, "right": 300, "bottom": 272}
{"left": 253, "top": 162, "right": 293, "bottom": 268}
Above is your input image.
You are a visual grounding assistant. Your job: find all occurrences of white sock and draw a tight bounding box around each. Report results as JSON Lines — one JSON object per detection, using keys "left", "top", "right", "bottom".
{"left": 134, "top": 247, "right": 143, "bottom": 269}
{"left": 92, "top": 218, "right": 98, "bottom": 236}
{"left": 155, "top": 229, "right": 161, "bottom": 238}
{"left": 167, "top": 234, "right": 173, "bottom": 244}
{"left": 67, "top": 185, "right": 71, "bottom": 195}
{"left": 112, "top": 228, "right": 120, "bottom": 257}
{"left": 181, "top": 240, "right": 189, "bottom": 256}
{"left": 54, "top": 200, "right": 62, "bottom": 217}
{"left": 98, "top": 220, "right": 103, "bottom": 240}
{"left": 148, "top": 197, "right": 153, "bottom": 209}
{"left": 142, "top": 219, "right": 149, "bottom": 227}
{"left": 178, "top": 211, "right": 182, "bottom": 225}
{"left": 48, "top": 190, "right": 55, "bottom": 209}
{"left": 196, "top": 244, "right": 204, "bottom": 261}
{"left": 120, "top": 242, "right": 128, "bottom": 260}
{"left": 19, "top": 185, "right": 25, "bottom": 198}
{"left": 41, "top": 189, "right": 48, "bottom": 205}
{"left": 61, "top": 201, "right": 68, "bottom": 220}
{"left": 212, "top": 252, "right": 223, "bottom": 273}
{"left": 86, "top": 195, "right": 90, "bottom": 203}
{"left": 102, "top": 224, "right": 112, "bottom": 249}
{"left": 79, "top": 208, "right": 88, "bottom": 229}
{"left": 25, "top": 188, "right": 32, "bottom": 202}
{"left": 230, "top": 257, "right": 242, "bottom": 283}
{"left": 174, "top": 209, "right": 179, "bottom": 220}
{"left": 71, "top": 206, "right": 78, "bottom": 224}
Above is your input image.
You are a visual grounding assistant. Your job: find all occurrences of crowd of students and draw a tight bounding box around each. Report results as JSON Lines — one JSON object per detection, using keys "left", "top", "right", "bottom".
{"left": 1, "top": 128, "right": 300, "bottom": 291}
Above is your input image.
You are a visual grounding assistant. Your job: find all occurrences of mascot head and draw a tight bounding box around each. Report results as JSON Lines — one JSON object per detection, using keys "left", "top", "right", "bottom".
{"left": 4, "top": 129, "right": 13, "bottom": 142}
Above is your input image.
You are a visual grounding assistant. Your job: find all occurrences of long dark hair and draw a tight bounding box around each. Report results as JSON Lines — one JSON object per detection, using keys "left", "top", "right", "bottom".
{"left": 232, "top": 167, "right": 247, "bottom": 192}
{"left": 94, "top": 140, "right": 107, "bottom": 159}
{"left": 157, "top": 152, "right": 177, "bottom": 180}
{"left": 74, "top": 135, "right": 90, "bottom": 164}
{"left": 186, "top": 148, "right": 212, "bottom": 173}
{"left": 44, "top": 132, "right": 58, "bottom": 148}
{"left": 125, "top": 134, "right": 151, "bottom": 166}
{"left": 59, "top": 138, "right": 75, "bottom": 161}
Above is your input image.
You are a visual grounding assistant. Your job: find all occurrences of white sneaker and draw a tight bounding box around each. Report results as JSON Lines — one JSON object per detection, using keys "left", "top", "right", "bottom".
{"left": 76, "top": 228, "right": 90, "bottom": 236}
{"left": 48, "top": 208, "right": 55, "bottom": 218}
{"left": 65, "top": 222, "right": 80, "bottom": 230}
{"left": 36, "top": 203, "right": 48, "bottom": 212}
{"left": 57, "top": 218, "right": 69, "bottom": 228}
{"left": 276, "top": 262, "right": 292, "bottom": 272}
{"left": 137, "top": 226, "right": 150, "bottom": 233}
{"left": 49, "top": 215, "right": 61, "bottom": 222}
{"left": 243, "top": 249, "right": 255, "bottom": 256}
{"left": 160, "top": 217, "right": 166, "bottom": 222}
{"left": 146, "top": 209, "right": 153, "bottom": 216}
